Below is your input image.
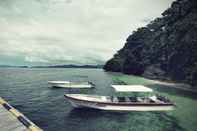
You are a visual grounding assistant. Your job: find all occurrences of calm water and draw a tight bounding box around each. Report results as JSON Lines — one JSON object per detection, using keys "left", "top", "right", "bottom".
{"left": 0, "top": 68, "right": 197, "bottom": 131}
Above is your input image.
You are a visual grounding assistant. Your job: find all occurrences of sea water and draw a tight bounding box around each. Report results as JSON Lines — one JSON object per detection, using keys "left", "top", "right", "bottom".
{"left": 0, "top": 68, "right": 197, "bottom": 131}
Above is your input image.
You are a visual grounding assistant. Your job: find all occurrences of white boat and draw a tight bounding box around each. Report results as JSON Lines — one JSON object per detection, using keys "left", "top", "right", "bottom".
{"left": 48, "top": 81, "right": 95, "bottom": 88}
{"left": 64, "top": 85, "right": 175, "bottom": 111}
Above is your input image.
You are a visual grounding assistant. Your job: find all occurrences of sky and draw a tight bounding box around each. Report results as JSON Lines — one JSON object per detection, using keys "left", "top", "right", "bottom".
{"left": 0, "top": 0, "right": 173, "bottom": 66}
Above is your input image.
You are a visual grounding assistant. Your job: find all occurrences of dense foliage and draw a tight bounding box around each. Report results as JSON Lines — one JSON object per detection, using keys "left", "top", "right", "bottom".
{"left": 104, "top": 0, "right": 197, "bottom": 86}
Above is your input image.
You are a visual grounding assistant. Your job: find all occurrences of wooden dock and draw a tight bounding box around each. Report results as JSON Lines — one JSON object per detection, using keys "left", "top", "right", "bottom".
{"left": 0, "top": 97, "right": 42, "bottom": 131}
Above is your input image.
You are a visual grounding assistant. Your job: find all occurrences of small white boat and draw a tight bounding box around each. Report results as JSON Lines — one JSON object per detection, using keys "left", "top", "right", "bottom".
{"left": 48, "top": 81, "right": 95, "bottom": 88}
{"left": 64, "top": 85, "right": 175, "bottom": 111}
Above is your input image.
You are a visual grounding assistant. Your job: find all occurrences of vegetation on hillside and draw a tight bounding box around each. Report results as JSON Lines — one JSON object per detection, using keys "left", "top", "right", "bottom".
{"left": 104, "top": 0, "right": 197, "bottom": 87}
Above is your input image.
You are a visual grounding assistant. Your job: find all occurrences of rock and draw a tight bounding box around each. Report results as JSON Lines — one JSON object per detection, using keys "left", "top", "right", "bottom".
{"left": 143, "top": 65, "right": 167, "bottom": 80}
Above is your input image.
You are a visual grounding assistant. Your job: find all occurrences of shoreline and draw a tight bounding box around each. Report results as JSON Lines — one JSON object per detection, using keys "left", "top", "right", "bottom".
{"left": 147, "top": 79, "right": 197, "bottom": 93}
{"left": 111, "top": 72, "right": 197, "bottom": 93}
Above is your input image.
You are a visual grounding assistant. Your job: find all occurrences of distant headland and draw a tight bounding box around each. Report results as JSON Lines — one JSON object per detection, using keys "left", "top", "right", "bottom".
{"left": 0, "top": 64, "right": 103, "bottom": 69}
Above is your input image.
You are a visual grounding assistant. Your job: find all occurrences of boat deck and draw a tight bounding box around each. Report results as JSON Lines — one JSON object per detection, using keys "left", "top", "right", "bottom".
{"left": 0, "top": 97, "right": 42, "bottom": 131}
{"left": 108, "top": 95, "right": 172, "bottom": 104}
{"left": 65, "top": 94, "right": 174, "bottom": 105}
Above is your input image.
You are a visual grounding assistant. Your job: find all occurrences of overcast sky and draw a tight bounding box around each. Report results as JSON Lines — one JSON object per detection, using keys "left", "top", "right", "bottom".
{"left": 0, "top": 0, "right": 173, "bottom": 66}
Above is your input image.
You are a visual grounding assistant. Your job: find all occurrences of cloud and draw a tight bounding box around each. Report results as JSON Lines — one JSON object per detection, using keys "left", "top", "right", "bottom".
{"left": 25, "top": 56, "right": 49, "bottom": 63}
{"left": 0, "top": 0, "right": 173, "bottom": 65}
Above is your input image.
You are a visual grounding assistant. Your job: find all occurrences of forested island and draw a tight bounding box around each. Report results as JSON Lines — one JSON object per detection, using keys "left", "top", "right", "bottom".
{"left": 104, "top": 0, "right": 197, "bottom": 87}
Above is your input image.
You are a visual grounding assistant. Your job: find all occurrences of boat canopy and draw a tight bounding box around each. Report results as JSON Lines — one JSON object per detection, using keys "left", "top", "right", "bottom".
{"left": 111, "top": 85, "right": 153, "bottom": 92}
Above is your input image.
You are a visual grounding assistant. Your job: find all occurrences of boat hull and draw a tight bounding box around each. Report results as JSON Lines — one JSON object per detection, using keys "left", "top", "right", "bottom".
{"left": 48, "top": 81, "right": 94, "bottom": 88}
{"left": 65, "top": 95, "right": 174, "bottom": 111}
{"left": 51, "top": 84, "right": 93, "bottom": 88}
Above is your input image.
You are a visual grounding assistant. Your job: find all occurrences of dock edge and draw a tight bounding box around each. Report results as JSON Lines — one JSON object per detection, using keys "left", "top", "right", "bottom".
{"left": 0, "top": 97, "right": 43, "bottom": 131}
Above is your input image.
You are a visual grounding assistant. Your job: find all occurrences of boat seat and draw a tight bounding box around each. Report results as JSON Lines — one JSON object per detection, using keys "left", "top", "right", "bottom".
{"left": 157, "top": 96, "right": 170, "bottom": 103}
{"left": 117, "top": 97, "right": 126, "bottom": 102}
{"left": 149, "top": 99, "right": 155, "bottom": 103}
{"left": 125, "top": 97, "right": 131, "bottom": 102}
{"left": 128, "top": 97, "right": 137, "bottom": 102}
{"left": 111, "top": 96, "right": 118, "bottom": 102}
